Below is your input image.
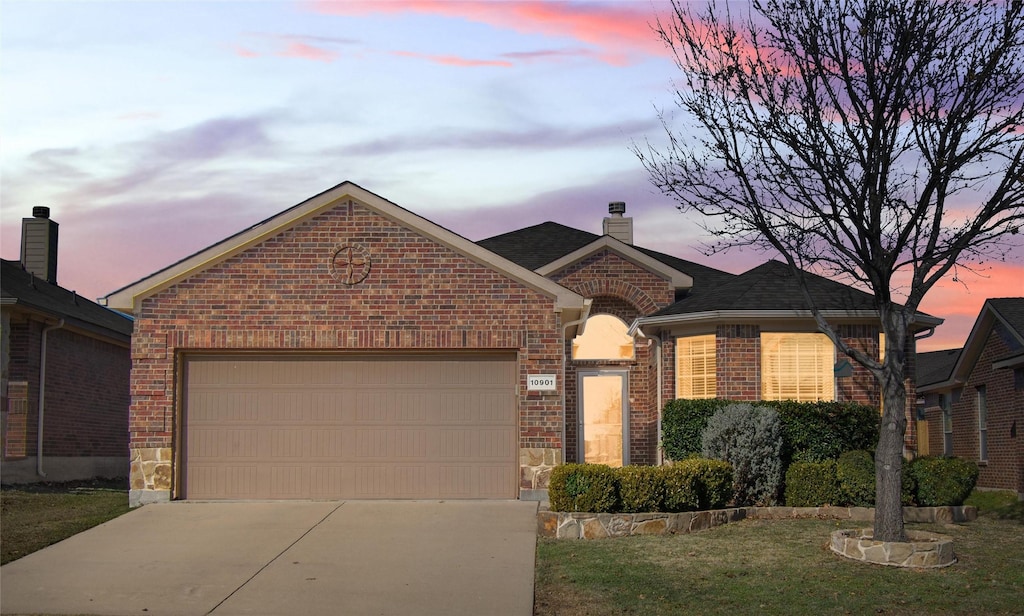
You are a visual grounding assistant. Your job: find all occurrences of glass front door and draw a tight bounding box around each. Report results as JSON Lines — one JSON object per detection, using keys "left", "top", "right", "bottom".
{"left": 578, "top": 371, "right": 628, "bottom": 467}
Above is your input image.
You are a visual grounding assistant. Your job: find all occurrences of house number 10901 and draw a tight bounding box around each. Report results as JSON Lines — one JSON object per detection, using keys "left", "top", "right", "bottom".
{"left": 527, "top": 374, "right": 557, "bottom": 391}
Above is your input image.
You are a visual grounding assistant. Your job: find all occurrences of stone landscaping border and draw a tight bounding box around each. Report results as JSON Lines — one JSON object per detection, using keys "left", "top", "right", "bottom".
{"left": 830, "top": 528, "right": 956, "bottom": 568}
{"left": 537, "top": 505, "right": 976, "bottom": 540}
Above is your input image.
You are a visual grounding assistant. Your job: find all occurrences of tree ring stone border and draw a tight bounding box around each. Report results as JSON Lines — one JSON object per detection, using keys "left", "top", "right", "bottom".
{"left": 329, "top": 243, "right": 372, "bottom": 285}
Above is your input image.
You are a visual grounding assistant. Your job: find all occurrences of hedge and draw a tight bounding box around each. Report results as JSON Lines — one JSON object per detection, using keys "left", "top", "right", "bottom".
{"left": 836, "top": 450, "right": 875, "bottom": 507}
{"left": 784, "top": 460, "right": 841, "bottom": 507}
{"left": 907, "top": 456, "right": 979, "bottom": 507}
{"left": 662, "top": 399, "right": 879, "bottom": 465}
{"left": 548, "top": 460, "right": 733, "bottom": 513}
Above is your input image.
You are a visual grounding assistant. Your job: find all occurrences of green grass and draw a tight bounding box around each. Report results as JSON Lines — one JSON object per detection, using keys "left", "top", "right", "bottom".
{"left": 965, "top": 489, "right": 1024, "bottom": 522}
{"left": 536, "top": 508, "right": 1024, "bottom": 615}
{"left": 1, "top": 479, "right": 130, "bottom": 565}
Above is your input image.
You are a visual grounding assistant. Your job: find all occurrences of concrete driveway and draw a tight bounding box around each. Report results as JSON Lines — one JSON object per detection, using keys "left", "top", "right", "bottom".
{"left": 0, "top": 500, "right": 538, "bottom": 616}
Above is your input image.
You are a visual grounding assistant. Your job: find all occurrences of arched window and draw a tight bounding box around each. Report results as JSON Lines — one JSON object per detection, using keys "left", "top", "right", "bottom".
{"left": 572, "top": 314, "right": 635, "bottom": 360}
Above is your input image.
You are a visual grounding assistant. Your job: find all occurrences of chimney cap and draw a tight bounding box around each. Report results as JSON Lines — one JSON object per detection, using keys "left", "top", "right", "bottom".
{"left": 608, "top": 201, "right": 626, "bottom": 216}
{"left": 32, "top": 206, "right": 51, "bottom": 219}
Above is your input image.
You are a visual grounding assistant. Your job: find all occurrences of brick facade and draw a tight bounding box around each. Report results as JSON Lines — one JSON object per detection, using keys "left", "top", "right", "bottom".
{"left": 129, "top": 200, "right": 567, "bottom": 500}
{"left": 922, "top": 323, "right": 1023, "bottom": 495}
{"left": 2, "top": 317, "right": 130, "bottom": 481}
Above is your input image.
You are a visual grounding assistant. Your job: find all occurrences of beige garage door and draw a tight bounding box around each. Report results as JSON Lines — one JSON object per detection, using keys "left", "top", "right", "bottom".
{"left": 183, "top": 355, "right": 518, "bottom": 500}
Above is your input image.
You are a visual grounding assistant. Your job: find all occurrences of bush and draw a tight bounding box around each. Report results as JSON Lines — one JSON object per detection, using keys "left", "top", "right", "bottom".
{"left": 784, "top": 460, "right": 840, "bottom": 507}
{"left": 662, "top": 458, "right": 734, "bottom": 512}
{"left": 701, "top": 403, "right": 783, "bottom": 506}
{"left": 618, "top": 465, "right": 665, "bottom": 513}
{"left": 907, "top": 456, "right": 979, "bottom": 506}
{"left": 837, "top": 450, "right": 875, "bottom": 506}
{"left": 661, "top": 399, "right": 725, "bottom": 461}
{"left": 661, "top": 399, "right": 879, "bottom": 467}
{"left": 548, "top": 464, "right": 619, "bottom": 512}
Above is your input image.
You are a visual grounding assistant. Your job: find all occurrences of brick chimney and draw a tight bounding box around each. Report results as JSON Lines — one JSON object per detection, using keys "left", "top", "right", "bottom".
{"left": 602, "top": 201, "right": 633, "bottom": 245}
{"left": 21, "top": 207, "right": 59, "bottom": 284}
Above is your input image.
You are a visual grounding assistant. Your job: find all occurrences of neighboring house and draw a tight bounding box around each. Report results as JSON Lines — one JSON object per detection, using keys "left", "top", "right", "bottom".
{"left": 916, "top": 298, "right": 1024, "bottom": 497}
{"left": 103, "top": 182, "right": 937, "bottom": 506}
{"left": 1, "top": 207, "right": 133, "bottom": 483}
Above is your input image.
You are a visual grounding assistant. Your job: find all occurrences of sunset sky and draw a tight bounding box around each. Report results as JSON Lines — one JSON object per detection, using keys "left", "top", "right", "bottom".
{"left": 2, "top": 0, "right": 1020, "bottom": 352}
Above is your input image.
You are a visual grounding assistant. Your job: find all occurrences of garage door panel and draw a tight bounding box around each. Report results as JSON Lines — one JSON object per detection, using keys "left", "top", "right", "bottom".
{"left": 185, "top": 355, "right": 517, "bottom": 500}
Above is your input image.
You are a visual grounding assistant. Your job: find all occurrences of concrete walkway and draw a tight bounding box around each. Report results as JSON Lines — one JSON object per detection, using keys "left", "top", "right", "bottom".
{"left": 0, "top": 500, "right": 538, "bottom": 616}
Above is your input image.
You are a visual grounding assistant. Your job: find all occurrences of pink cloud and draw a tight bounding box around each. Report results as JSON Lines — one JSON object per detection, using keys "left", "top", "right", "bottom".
{"left": 390, "top": 50, "right": 513, "bottom": 68}
{"left": 278, "top": 41, "right": 338, "bottom": 62}
{"left": 306, "top": 0, "right": 668, "bottom": 65}
{"left": 232, "top": 45, "right": 261, "bottom": 58}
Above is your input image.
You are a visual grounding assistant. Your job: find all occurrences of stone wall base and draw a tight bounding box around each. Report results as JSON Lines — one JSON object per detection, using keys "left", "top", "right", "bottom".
{"left": 538, "top": 505, "right": 978, "bottom": 539}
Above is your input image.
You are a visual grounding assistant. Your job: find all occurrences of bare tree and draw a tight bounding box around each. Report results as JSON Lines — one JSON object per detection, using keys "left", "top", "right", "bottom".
{"left": 638, "top": 0, "right": 1024, "bottom": 541}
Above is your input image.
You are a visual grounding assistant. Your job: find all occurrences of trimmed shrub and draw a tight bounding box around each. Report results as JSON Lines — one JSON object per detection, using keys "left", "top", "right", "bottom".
{"left": 618, "top": 465, "right": 665, "bottom": 513}
{"left": 784, "top": 460, "right": 840, "bottom": 507}
{"left": 837, "top": 450, "right": 876, "bottom": 507}
{"left": 662, "top": 458, "right": 734, "bottom": 512}
{"left": 661, "top": 398, "right": 725, "bottom": 461}
{"left": 701, "top": 403, "right": 783, "bottom": 506}
{"left": 907, "top": 456, "right": 979, "bottom": 506}
{"left": 661, "top": 399, "right": 878, "bottom": 466}
{"left": 548, "top": 464, "right": 619, "bottom": 512}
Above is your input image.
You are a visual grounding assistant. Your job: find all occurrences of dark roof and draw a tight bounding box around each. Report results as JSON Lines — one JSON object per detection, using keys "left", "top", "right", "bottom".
{"left": 0, "top": 259, "right": 133, "bottom": 339}
{"left": 476, "top": 222, "right": 736, "bottom": 295}
{"left": 915, "top": 348, "right": 961, "bottom": 388}
{"left": 651, "top": 260, "right": 877, "bottom": 316}
{"left": 477, "top": 222, "right": 600, "bottom": 271}
{"left": 988, "top": 297, "right": 1024, "bottom": 338}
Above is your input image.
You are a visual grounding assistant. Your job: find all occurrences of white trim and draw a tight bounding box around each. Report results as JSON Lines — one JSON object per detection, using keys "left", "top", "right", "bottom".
{"left": 535, "top": 236, "right": 693, "bottom": 289}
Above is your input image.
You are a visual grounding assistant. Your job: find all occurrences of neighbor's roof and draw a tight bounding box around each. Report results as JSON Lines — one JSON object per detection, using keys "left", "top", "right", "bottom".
{"left": 1, "top": 259, "right": 133, "bottom": 340}
{"left": 915, "top": 348, "right": 962, "bottom": 388}
{"left": 916, "top": 297, "right": 1024, "bottom": 393}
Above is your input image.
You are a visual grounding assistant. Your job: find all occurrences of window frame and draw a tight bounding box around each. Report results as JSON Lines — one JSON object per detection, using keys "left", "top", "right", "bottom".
{"left": 977, "top": 385, "right": 988, "bottom": 463}
{"left": 760, "top": 332, "right": 836, "bottom": 402}
{"left": 675, "top": 334, "right": 716, "bottom": 399}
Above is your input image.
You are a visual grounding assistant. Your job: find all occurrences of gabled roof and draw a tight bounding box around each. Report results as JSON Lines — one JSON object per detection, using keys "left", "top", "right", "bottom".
{"left": 1, "top": 259, "right": 133, "bottom": 341}
{"left": 915, "top": 348, "right": 961, "bottom": 388}
{"left": 102, "top": 182, "right": 587, "bottom": 317}
{"left": 478, "top": 222, "right": 732, "bottom": 293}
{"left": 917, "top": 297, "right": 1024, "bottom": 393}
{"left": 634, "top": 260, "right": 942, "bottom": 330}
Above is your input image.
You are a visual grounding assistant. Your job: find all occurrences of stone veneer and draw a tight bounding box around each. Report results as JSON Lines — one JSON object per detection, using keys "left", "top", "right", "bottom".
{"left": 129, "top": 447, "right": 172, "bottom": 506}
{"left": 520, "top": 447, "right": 560, "bottom": 500}
{"left": 538, "top": 505, "right": 977, "bottom": 540}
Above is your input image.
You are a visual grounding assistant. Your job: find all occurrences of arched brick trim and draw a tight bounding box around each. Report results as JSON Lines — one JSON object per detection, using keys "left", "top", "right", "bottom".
{"left": 571, "top": 279, "right": 660, "bottom": 316}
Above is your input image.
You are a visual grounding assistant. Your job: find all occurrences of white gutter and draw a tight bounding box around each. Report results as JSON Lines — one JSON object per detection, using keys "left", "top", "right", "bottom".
{"left": 560, "top": 299, "right": 592, "bottom": 464}
{"left": 37, "top": 318, "right": 65, "bottom": 477}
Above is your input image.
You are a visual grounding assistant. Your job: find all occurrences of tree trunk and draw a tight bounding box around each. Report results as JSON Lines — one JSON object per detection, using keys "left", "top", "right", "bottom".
{"left": 874, "top": 313, "right": 909, "bottom": 542}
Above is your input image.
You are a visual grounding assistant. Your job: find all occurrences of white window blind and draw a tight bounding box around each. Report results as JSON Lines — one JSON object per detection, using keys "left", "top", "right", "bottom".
{"left": 676, "top": 334, "right": 716, "bottom": 399}
{"left": 761, "top": 333, "right": 835, "bottom": 402}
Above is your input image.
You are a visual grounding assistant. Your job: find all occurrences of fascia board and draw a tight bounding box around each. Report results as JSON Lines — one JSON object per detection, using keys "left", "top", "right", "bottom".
{"left": 535, "top": 236, "right": 693, "bottom": 289}
{"left": 104, "top": 182, "right": 585, "bottom": 314}
{"left": 633, "top": 309, "right": 942, "bottom": 333}
{"left": 993, "top": 353, "right": 1024, "bottom": 370}
{"left": 941, "top": 302, "right": 1002, "bottom": 388}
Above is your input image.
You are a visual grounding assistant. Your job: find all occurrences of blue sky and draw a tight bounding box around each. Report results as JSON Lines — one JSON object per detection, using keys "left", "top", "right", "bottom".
{"left": 1, "top": 0, "right": 1019, "bottom": 350}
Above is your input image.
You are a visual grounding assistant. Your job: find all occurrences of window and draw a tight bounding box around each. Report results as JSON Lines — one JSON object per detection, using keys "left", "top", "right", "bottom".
{"left": 761, "top": 333, "right": 835, "bottom": 402}
{"left": 978, "top": 385, "right": 988, "bottom": 462}
{"left": 941, "top": 392, "right": 953, "bottom": 456}
{"left": 676, "top": 334, "right": 716, "bottom": 399}
{"left": 572, "top": 314, "right": 634, "bottom": 360}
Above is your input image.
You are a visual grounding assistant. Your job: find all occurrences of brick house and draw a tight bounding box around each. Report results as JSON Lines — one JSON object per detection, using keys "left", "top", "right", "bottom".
{"left": 916, "top": 298, "right": 1024, "bottom": 497}
{"left": 104, "top": 182, "right": 934, "bottom": 506}
{"left": 1, "top": 207, "right": 133, "bottom": 483}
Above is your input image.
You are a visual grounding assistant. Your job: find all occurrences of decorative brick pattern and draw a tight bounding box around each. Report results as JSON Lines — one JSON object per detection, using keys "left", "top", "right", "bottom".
{"left": 129, "top": 200, "right": 566, "bottom": 498}
{"left": 551, "top": 250, "right": 676, "bottom": 314}
{"left": 716, "top": 325, "right": 761, "bottom": 400}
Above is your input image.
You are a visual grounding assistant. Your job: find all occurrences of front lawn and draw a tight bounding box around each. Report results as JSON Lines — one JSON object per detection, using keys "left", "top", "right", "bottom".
{"left": 1, "top": 479, "right": 130, "bottom": 565}
{"left": 535, "top": 504, "right": 1024, "bottom": 615}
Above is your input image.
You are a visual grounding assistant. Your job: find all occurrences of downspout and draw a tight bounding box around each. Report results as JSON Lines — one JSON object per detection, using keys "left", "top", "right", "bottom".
{"left": 561, "top": 300, "right": 592, "bottom": 464}
{"left": 37, "top": 318, "right": 65, "bottom": 477}
{"left": 914, "top": 326, "right": 936, "bottom": 341}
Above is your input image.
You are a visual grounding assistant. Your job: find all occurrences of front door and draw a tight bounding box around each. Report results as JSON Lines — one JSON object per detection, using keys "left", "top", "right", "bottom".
{"left": 578, "top": 371, "right": 628, "bottom": 467}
